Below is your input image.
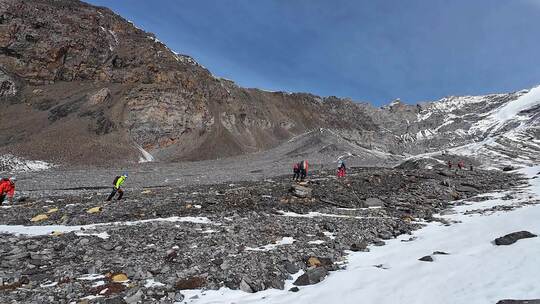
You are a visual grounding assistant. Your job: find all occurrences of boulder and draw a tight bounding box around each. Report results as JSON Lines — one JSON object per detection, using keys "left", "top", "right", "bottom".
{"left": 494, "top": 231, "right": 537, "bottom": 246}
{"left": 239, "top": 279, "right": 254, "bottom": 293}
{"left": 350, "top": 241, "right": 369, "bottom": 252}
{"left": 30, "top": 214, "right": 48, "bottom": 222}
{"left": 175, "top": 277, "right": 206, "bottom": 290}
{"left": 418, "top": 255, "right": 433, "bottom": 262}
{"left": 305, "top": 256, "right": 333, "bottom": 268}
{"left": 364, "top": 197, "right": 384, "bottom": 208}
{"left": 290, "top": 184, "right": 312, "bottom": 198}
{"left": 111, "top": 273, "right": 129, "bottom": 283}
{"left": 87, "top": 206, "right": 102, "bottom": 214}
{"left": 502, "top": 166, "right": 516, "bottom": 172}
{"left": 293, "top": 267, "right": 328, "bottom": 286}
{"left": 46, "top": 207, "right": 58, "bottom": 214}
{"left": 306, "top": 257, "right": 321, "bottom": 267}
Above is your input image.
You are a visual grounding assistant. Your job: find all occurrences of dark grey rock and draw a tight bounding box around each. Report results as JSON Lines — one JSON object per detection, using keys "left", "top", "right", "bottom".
{"left": 419, "top": 255, "right": 433, "bottom": 262}
{"left": 350, "top": 241, "right": 368, "bottom": 252}
{"left": 378, "top": 231, "right": 393, "bottom": 240}
{"left": 293, "top": 267, "right": 328, "bottom": 286}
{"left": 495, "top": 231, "right": 537, "bottom": 246}
{"left": 239, "top": 279, "right": 254, "bottom": 293}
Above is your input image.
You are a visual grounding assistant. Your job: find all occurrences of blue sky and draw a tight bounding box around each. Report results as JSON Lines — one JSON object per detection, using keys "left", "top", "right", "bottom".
{"left": 87, "top": 0, "right": 540, "bottom": 105}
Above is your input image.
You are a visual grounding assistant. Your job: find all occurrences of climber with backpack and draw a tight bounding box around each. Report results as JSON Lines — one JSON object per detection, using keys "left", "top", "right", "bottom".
{"left": 106, "top": 173, "right": 128, "bottom": 201}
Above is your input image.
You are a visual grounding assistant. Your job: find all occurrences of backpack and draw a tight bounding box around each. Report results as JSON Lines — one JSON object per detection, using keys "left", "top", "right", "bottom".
{"left": 113, "top": 176, "right": 121, "bottom": 186}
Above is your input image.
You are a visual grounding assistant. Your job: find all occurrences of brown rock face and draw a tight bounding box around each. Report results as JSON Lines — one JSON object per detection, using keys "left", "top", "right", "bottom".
{"left": 0, "top": 0, "right": 410, "bottom": 165}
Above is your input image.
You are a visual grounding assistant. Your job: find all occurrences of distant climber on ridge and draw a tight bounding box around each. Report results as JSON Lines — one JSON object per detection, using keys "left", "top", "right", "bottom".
{"left": 107, "top": 173, "right": 128, "bottom": 201}
{"left": 337, "top": 160, "right": 346, "bottom": 178}
{"left": 0, "top": 177, "right": 16, "bottom": 205}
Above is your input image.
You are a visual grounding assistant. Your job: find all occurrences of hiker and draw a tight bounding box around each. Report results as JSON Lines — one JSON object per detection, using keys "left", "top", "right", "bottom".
{"left": 106, "top": 173, "right": 127, "bottom": 201}
{"left": 469, "top": 164, "right": 474, "bottom": 171}
{"left": 0, "top": 177, "right": 16, "bottom": 205}
{"left": 458, "top": 160, "right": 464, "bottom": 170}
{"left": 300, "top": 160, "right": 309, "bottom": 181}
{"left": 447, "top": 161, "right": 452, "bottom": 169}
{"left": 293, "top": 162, "right": 300, "bottom": 181}
{"left": 337, "top": 160, "right": 346, "bottom": 178}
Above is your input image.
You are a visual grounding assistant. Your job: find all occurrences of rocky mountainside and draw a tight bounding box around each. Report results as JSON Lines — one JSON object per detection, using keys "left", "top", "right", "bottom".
{"left": 0, "top": 0, "right": 538, "bottom": 168}
{"left": 0, "top": 0, "right": 380, "bottom": 166}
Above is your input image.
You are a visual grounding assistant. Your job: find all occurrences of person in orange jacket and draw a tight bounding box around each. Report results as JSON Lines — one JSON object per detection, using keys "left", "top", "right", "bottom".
{"left": 0, "top": 177, "right": 16, "bottom": 205}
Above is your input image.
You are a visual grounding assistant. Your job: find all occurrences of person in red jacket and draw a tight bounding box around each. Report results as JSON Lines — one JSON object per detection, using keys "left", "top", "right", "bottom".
{"left": 337, "top": 160, "right": 346, "bottom": 178}
{"left": 0, "top": 177, "right": 16, "bottom": 205}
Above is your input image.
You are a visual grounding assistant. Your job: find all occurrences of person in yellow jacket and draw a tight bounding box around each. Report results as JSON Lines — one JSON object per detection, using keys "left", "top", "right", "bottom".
{"left": 106, "top": 173, "right": 127, "bottom": 201}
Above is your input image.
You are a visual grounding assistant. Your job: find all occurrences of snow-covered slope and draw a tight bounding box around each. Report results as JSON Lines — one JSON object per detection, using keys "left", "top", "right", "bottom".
{"left": 449, "top": 86, "right": 540, "bottom": 166}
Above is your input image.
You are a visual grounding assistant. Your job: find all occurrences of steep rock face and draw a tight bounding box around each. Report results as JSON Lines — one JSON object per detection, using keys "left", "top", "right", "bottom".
{"left": 0, "top": 0, "right": 385, "bottom": 165}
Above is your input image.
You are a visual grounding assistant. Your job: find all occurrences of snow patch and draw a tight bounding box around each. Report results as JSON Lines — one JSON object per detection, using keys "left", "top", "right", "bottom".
{"left": 145, "top": 279, "right": 165, "bottom": 288}
{"left": 245, "top": 237, "right": 295, "bottom": 252}
{"left": 0, "top": 217, "right": 212, "bottom": 238}
{"left": 77, "top": 274, "right": 105, "bottom": 281}
{"left": 134, "top": 144, "right": 154, "bottom": 163}
{"left": 0, "top": 154, "right": 53, "bottom": 172}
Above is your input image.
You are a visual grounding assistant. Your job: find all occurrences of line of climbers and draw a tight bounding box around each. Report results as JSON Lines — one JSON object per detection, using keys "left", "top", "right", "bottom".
{"left": 3, "top": 157, "right": 478, "bottom": 205}
{"left": 292, "top": 159, "right": 347, "bottom": 182}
